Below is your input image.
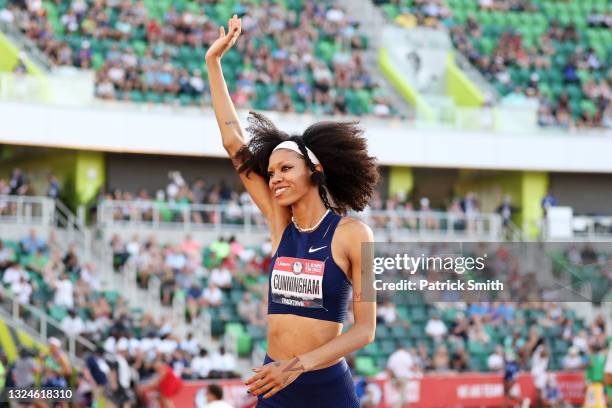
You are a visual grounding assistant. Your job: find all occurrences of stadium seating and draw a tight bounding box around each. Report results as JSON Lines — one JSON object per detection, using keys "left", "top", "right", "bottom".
{"left": 2, "top": 0, "right": 397, "bottom": 116}
{"left": 374, "top": 0, "right": 611, "bottom": 127}
{"left": 113, "top": 234, "right": 594, "bottom": 376}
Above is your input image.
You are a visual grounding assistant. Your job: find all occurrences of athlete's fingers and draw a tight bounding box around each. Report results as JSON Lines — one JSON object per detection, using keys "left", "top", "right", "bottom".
{"left": 219, "top": 26, "right": 224, "bottom": 37}
{"left": 262, "top": 385, "right": 284, "bottom": 399}
{"left": 250, "top": 378, "right": 277, "bottom": 396}
{"left": 244, "top": 369, "right": 267, "bottom": 385}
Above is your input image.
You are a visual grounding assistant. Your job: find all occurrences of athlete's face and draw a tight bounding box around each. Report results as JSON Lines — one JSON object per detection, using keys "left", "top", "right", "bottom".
{"left": 268, "top": 149, "right": 313, "bottom": 206}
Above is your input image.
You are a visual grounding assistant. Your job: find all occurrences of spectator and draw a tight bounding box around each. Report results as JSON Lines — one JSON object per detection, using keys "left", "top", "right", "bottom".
{"left": 47, "top": 174, "right": 61, "bottom": 199}
{"left": 387, "top": 344, "right": 417, "bottom": 380}
{"left": 196, "top": 383, "right": 234, "bottom": 408}
{"left": 209, "top": 347, "right": 237, "bottom": 379}
{"left": 237, "top": 292, "right": 258, "bottom": 325}
{"left": 11, "top": 275, "right": 32, "bottom": 305}
{"left": 488, "top": 345, "right": 505, "bottom": 372}
{"left": 138, "top": 357, "right": 183, "bottom": 408}
{"left": 53, "top": 273, "right": 75, "bottom": 309}
{"left": 562, "top": 346, "right": 584, "bottom": 370}
{"left": 209, "top": 267, "right": 232, "bottom": 290}
{"left": 13, "top": 348, "right": 39, "bottom": 389}
{"left": 0, "top": 240, "right": 15, "bottom": 270}
{"left": 202, "top": 282, "right": 222, "bottom": 307}
{"left": 179, "top": 333, "right": 199, "bottom": 356}
{"left": 377, "top": 299, "right": 398, "bottom": 326}
{"left": 496, "top": 195, "right": 518, "bottom": 229}
{"left": 2, "top": 262, "right": 29, "bottom": 286}
{"left": 61, "top": 309, "right": 85, "bottom": 337}
{"left": 432, "top": 345, "right": 450, "bottom": 372}
{"left": 425, "top": 313, "right": 447, "bottom": 342}
{"left": 20, "top": 229, "right": 45, "bottom": 254}
{"left": 191, "top": 348, "right": 212, "bottom": 380}
{"left": 541, "top": 189, "right": 557, "bottom": 216}
{"left": 540, "top": 374, "right": 565, "bottom": 408}
{"left": 9, "top": 168, "right": 25, "bottom": 194}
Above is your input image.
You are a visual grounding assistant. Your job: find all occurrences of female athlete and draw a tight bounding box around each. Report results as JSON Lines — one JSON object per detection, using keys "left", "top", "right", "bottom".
{"left": 205, "top": 15, "right": 378, "bottom": 407}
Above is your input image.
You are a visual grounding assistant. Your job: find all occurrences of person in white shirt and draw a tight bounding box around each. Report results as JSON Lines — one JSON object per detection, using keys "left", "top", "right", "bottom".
{"left": 158, "top": 335, "right": 178, "bottom": 356}
{"left": 377, "top": 300, "right": 398, "bottom": 326}
{"left": 115, "top": 344, "right": 132, "bottom": 390}
{"left": 562, "top": 346, "right": 584, "bottom": 370}
{"left": 572, "top": 330, "right": 589, "bottom": 353}
{"left": 487, "top": 345, "right": 505, "bottom": 372}
{"left": 202, "top": 282, "right": 222, "bottom": 307}
{"left": 180, "top": 333, "right": 199, "bottom": 356}
{"left": 387, "top": 346, "right": 415, "bottom": 380}
{"left": 210, "top": 347, "right": 236, "bottom": 378}
{"left": 209, "top": 268, "right": 232, "bottom": 289}
{"left": 425, "top": 314, "right": 447, "bottom": 342}
{"left": 60, "top": 310, "right": 84, "bottom": 336}
{"left": 3, "top": 263, "right": 28, "bottom": 286}
{"left": 191, "top": 349, "right": 212, "bottom": 379}
{"left": 165, "top": 246, "right": 187, "bottom": 272}
{"left": 53, "top": 274, "right": 74, "bottom": 308}
{"left": 531, "top": 344, "right": 549, "bottom": 390}
{"left": 81, "top": 263, "right": 101, "bottom": 291}
{"left": 11, "top": 276, "right": 32, "bottom": 305}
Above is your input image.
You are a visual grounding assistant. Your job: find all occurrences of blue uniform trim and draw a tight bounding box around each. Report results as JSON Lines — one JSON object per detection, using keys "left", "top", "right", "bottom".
{"left": 267, "top": 211, "right": 352, "bottom": 323}
{"left": 256, "top": 354, "right": 359, "bottom": 408}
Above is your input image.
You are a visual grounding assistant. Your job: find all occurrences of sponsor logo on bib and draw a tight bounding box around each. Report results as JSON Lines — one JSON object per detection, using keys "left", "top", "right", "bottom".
{"left": 271, "top": 256, "right": 324, "bottom": 308}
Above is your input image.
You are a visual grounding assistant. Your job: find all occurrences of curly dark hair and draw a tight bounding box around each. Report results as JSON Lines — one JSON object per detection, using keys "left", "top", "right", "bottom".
{"left": 235, "top": 111, "right": 379, "bottom": 215}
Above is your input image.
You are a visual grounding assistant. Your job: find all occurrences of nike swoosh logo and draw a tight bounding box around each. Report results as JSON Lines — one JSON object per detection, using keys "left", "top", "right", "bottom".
{"left": 308, "top": 246, "right": 327, "bottom": 253}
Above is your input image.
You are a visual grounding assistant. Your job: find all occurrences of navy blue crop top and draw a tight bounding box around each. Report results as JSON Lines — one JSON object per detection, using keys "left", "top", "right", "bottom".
{"left": 267, "top": 211, "right": 352, "bottom": 323}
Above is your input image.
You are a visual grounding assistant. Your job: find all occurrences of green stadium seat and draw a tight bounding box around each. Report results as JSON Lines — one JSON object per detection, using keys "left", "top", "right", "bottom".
{"left": 376, "top": 325, "right": 391, "bottom": 339}
{"left": 355, "top": 356, "right": 379, "bottom": 376}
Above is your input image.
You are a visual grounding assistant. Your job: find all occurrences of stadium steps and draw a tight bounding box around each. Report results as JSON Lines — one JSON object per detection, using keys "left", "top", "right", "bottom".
{"left": 335, "top": 0, "right": 415, "bottom": 118}
{"left": 0, "top": 16, "right": 54, "bottom": 72}
{"left": 0, "top": 289, "right": 92, "bottom": 365}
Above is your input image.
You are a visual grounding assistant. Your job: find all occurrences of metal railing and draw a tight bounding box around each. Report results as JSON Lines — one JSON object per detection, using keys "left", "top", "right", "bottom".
{"left": 0, "top": 288, "right": 95, "bottom": 362}
{"left": 571, "top": 215, "right": 612, "bottom": 239}
{"left": 0, "top": 195, "right": 91, "bottom": 257}
{"left": 0, "top": 195, "right": 55, "bottom": 226}
{"left": 97, "top": 199, "right": 504, "bottom": 240}
{"left": 0, "top": 20, "right": 53, "bottom": 71}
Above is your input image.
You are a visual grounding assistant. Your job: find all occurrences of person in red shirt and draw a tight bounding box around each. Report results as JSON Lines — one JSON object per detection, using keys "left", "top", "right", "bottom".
{"left": 138, "top": 358, "right": 183, "bottom": 408}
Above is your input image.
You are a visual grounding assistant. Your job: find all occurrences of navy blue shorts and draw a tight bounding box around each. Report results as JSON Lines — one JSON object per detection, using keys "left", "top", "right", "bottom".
{"left": 256, "top": 354, "right": 359, "bottom": 408}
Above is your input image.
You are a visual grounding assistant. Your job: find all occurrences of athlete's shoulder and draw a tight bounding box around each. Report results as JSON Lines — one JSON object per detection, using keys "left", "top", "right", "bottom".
{"left": 337, "top": 216, "right": 374, "bottom": 243}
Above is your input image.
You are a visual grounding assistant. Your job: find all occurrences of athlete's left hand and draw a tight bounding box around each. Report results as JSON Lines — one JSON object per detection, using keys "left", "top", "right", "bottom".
{"left": 245, "top": 357, "right": 306, "bottom": 398}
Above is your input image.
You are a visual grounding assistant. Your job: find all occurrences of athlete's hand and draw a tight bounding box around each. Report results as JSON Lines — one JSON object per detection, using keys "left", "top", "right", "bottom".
{"left": 245, "top": 357, "right": 305, "bottom": 399}
{"left": 205, "top": 14, "right": 241, "bottom": 62}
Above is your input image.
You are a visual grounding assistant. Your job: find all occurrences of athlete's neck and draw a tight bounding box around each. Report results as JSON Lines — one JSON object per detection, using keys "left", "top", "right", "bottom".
{"left": 291, "top": 194, "right": 328, "bottom": 230}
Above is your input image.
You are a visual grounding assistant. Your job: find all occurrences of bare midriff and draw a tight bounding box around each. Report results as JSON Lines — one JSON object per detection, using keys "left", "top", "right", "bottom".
{"left": 266, "top": 314, "right": 343, "bottom": 370}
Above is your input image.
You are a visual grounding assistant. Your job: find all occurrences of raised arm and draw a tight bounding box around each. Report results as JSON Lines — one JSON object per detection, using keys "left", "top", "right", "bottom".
{"left": 205, "top": 15, "right": 289, "bottom": 238}
{"left": 205, "top": 15, "right": 244, "bottom": 156}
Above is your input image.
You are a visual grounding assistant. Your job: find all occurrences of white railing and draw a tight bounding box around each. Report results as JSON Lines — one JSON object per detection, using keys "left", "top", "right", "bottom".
{"left": 571, "top": 215, "right": 612, "bottom": 239}
{"left": 0, "top": 195, "right": 91, "bottom": 258}
{"left": 0, "top": 289, "right": 95, "bottom": 362}
{"left": 0, "top": 195, "right": 55, "bottom": 226}
{"left": 97, "top": 199, "right": 504, "bottom": 240}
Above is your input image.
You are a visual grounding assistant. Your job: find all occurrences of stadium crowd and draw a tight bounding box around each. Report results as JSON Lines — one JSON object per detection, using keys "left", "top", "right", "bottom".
{"left": 450, "top": 17, "right": 611, "bottom": 128}
{"left": 1, "top": 166, "right": 532, "bottom": 235}
{"left": 0, "top": 228, "right": 240, "bottom": 407}
{"left": 1, "top": 0, "right": 396, "bottom": 117}
{"left": 374, "top": 0, "right": 612, "bottom": 129}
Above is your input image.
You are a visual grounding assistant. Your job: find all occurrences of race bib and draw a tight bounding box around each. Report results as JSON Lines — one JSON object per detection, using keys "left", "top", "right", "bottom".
{"left": 271, "top": 256, "right": 324, "bottom": 308}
